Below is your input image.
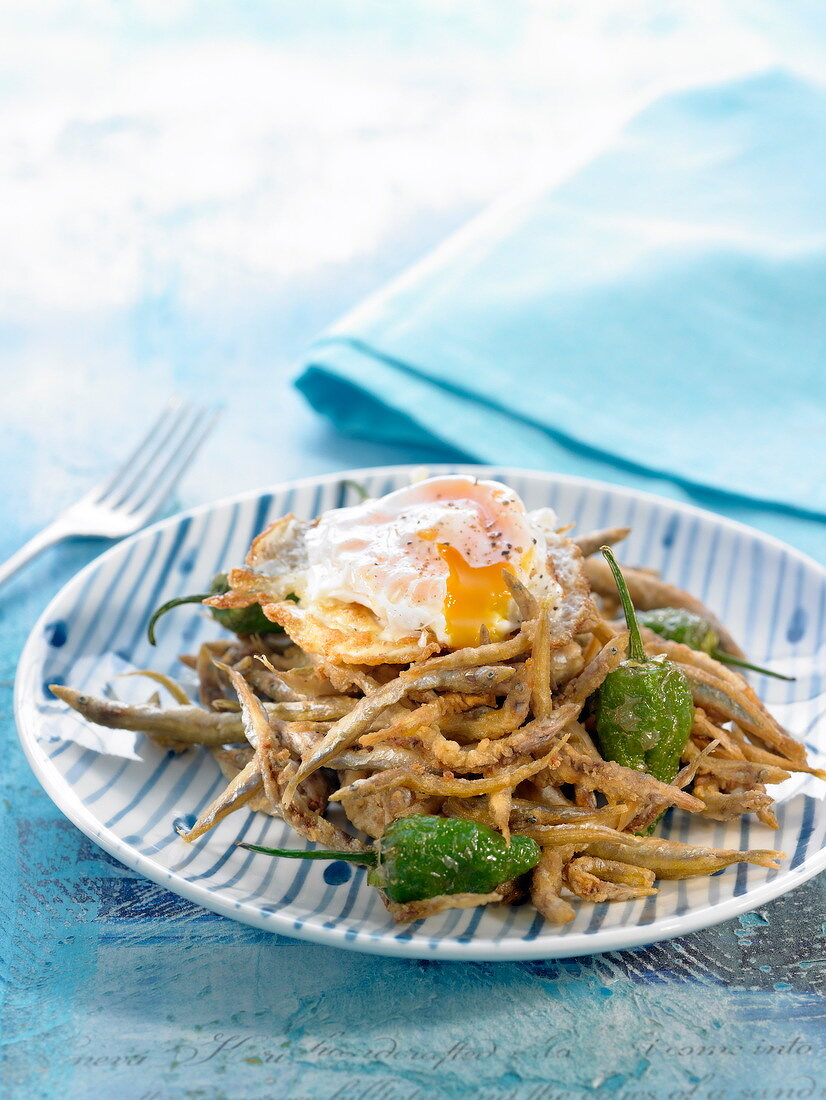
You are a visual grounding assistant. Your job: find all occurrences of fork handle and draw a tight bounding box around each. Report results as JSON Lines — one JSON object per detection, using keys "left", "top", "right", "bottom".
{"left": 0, "top": 521, "right": 69, "bottom": 588}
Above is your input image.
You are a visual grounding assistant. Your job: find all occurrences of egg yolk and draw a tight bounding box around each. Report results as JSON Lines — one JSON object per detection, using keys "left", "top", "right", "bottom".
{"left": 437, "top": 543, "right": 513, "bottom": 648}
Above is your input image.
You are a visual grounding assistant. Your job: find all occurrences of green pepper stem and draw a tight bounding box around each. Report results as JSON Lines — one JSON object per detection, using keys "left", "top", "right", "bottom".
{"left": 712, "top": 650, "right": 796, "bottom": 682}
{"left": 600, "top": 546, "right": 646, "bottom": 662}
{"left": 147, "top": 593, "right": 212, "bottom": 646}
{"left": 342, "top": 479, "right": 369, "bottom": 501}
{"left": 237, "top": 842, "right": 377, "bottom": 865}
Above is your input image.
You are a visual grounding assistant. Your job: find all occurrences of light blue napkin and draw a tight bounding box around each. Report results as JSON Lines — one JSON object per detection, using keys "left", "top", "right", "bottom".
{"left": 296, "top": 70, "right": 826, "bottom": 534}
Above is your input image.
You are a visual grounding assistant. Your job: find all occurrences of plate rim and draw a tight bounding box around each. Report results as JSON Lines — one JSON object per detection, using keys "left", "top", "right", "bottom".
{"left": 14, "top": 463, "right": 826, "bottom": 961}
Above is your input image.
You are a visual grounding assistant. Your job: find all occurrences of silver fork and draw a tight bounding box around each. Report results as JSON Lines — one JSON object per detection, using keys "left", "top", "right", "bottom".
{"left": 0, "top": 401, "right": 218, "bottom": 588}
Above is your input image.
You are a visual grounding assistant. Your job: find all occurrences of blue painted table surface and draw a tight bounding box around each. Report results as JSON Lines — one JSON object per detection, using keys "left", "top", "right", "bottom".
{"left": 1, "top": 5, "right": 824, "bottom": 1099}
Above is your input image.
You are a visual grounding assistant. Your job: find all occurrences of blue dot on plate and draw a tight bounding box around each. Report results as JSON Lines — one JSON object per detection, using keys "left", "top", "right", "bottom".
{"left": 323, "top": 861, "right": 352, "bottom": 886}
{"left": 786, "top": 607, "right": 807, "bottom": 644}
{"left": 178, "top": 550, "right": 197, "bottom": 575}
{"left": 45, "top": 620, "right": 68, "bottom": 647}
{"left": 661, "top": 515, "right": 679, "bottom": 549}
{"left": 173, "top": 814, "right": 197, "bottom": 834}
{"left": 44, "top": 676, "right": 63, "bottom": 698}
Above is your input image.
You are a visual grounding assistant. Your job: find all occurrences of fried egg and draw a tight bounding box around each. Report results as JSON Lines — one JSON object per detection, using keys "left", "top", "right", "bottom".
{"left": 302, "top": 476, "right": 561, "bottom": 648}
{"left": 215, "top": 475, "right": 594, "bottom": 664}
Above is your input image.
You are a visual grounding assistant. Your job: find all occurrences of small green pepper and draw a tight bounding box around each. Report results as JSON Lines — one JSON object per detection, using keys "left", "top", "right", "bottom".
{"left": 239, "top": 814, "right": 541, "bottom": 904}
{"left": 635, "top": 607, "right": 794, "bottom": 682}
{"left": 147, "top": 573, "right": 280, "bottom": 645}
{"left": 594, "top": 548, "right": 694, "bottom": 785}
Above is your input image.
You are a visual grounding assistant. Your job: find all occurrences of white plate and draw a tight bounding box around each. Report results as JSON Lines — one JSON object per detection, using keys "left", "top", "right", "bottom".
{"left": 15, "top": 466, "right": 826, "bottom": 960}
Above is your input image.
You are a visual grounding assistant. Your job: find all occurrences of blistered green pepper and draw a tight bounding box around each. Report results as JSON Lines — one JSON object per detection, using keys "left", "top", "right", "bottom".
{"left": 635, "top": 607, "right": 794, "bottom": 682}
{"left": 239, "top": 814, "right": 541, "bottom": 904}
{"left": 147, "top": 572, "right": 279, "bottom": 645}
{"left": 594, "top": 548, "right": 694, "bottom": 785}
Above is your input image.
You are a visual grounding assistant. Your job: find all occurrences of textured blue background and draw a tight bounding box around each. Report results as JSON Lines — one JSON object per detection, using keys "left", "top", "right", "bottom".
{"left": 1, "top": 4, "right": 825, "bottom": 1098}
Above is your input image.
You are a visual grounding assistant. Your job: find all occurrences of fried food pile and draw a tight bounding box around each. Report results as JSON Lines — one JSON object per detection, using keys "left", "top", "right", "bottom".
{"left": 52, "top": 478, "right": 822, "bottom": 924}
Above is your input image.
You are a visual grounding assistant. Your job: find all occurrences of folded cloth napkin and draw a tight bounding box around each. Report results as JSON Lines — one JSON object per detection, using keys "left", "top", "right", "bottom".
{"left": 296, "top": 70, "right": 826, "bottom": 528}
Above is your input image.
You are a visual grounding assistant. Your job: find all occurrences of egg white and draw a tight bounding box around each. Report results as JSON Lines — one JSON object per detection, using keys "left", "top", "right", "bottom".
{"left": 301, "top": 476, "right": 563, "bottom": 645}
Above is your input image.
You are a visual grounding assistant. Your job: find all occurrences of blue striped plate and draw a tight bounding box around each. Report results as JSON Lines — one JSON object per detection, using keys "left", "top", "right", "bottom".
{"left": 15, "top": 466, "right": 826, "bottom": 960}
